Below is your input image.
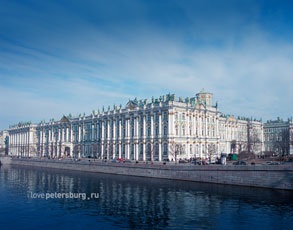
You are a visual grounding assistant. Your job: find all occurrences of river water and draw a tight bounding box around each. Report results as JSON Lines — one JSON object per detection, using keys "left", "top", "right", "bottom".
{"left": 0, "top": 165, "right": 292, "bottom": 230}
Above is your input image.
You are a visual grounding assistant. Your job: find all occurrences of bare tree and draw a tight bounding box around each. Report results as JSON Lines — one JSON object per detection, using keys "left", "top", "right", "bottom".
{"left": 207, "top": 144, "right": 216, "bottom": 162}
{"left": 250, "top": 132, "right": 262, "bottom": 153}
{"left": 29, "top": 146, "right": 37, "bottom": 156}
{"left": 247, "top": 123, "right": 261, "bottom": 154}
{"left": 272, "top": 129, "right": 290, "bottom": 156}
{"left": 169, "top": 142, "right": 181, "bottom": 162}
{"left": 169, "top": 143, "right": 176, "bottom": 162}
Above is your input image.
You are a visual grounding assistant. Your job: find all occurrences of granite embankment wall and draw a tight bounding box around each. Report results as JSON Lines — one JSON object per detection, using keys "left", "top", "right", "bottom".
{"left": 1, "top": 157, "right": 293, "bottom": 190}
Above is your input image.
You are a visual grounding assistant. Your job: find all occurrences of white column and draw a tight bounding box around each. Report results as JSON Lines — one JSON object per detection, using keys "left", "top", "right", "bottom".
{"left": 192, "top": 114, "right": 196, "bottom": 136}
{"left": 10, "top": 133, "right": 12, "bottom": 155}
{"left": 159, "top": 114, "right": 162, "bottom": 137}
{"left": 159, "top": 142, "right": 162, "bottom": 161}
{"left": 113, "top": 119, "right": 116, "bottom": 140}
{"left": 101, "top": 121, "right": 104, "bottom": 140}
{"left": 58, "top": 127, "right": 64, "bottom": 142}
{"left": 12, "top": 132, "right": 16, "bottom": 155}
{"left": 119, "top": 120, "right": 122, "bottom": 140}
{"left": 135, "top": 117, "right": 139, "bottom": 138}
{"left": 113, "top": 143, "right": 116, "bottom": 159}
{"left": 18, "top": 132, "right": 20, "bottom": 156}
{"left": 216, "top": 116, "right": 219, "bottom": 139}
{"left": 127, "top": 119, "right": 130, "bottom": 138}
{"left": 135, "top": 143, "right": 138, "bottom": 160}
{"left": 205, "top": 113, "right": 208, "bottom": 138}
{"left": 14, "top": 133, "right": 16, "bottom": 155}
{"left": 17, "top": 132, "right": 20, "bottom": 154}
{"left": 22, "top": 132, "right": 24, "bottom": 156}
{"left": 42, "top": 129, "right": 44, "bottom": 156}
{"left": 101, "top": 121, "right": 104, "bottom": 159}
{"left": 78, "top": 126, "right": 81, "bottom": 142}
{"left": 126, "top": 143, "right": 130, "bottom": 159}
{"left": 13, "top": 133, "right": 15, "bottom": 155}
{"left": 58, "top": 128, "right": 61, "bottom": 142}
{"left": 125, "top": 119, "right": 128, "bottom": 138}
{"left": 199, "top": 115, "right": 202, "bottom": 137}
{"left": 70, "top": 125, "right": 73, "bottom": 142}
{"left": 143, "top": 115, "right": 146, "bottom": 137}
{"left": 17, "top": 132, "right": 20, "bottom": 156}
{"left": 15, "top": 133, "right": 17, "bottom": 156}
{"left": 101, "top": 142, "right": 104, "bottom": 159}
{"left": 12, "top": 133, "right": 14, "bottom": 155}
{"left": 22, "top": 132, "right": 25, "bottom": 156}
{"left": 118, "top": 143, "right": 121, "bottom": 158}
{"left": 57, "top": 129, "right": 61, "bottom": 156}
{"left": 39, "top": 129, "right": 42, "bottom": 154}
{"left": 107, "top": 120, "right": 110, "bottom": 141}
{"left": 17, "top": 133, "right": 20, "bottom": 156}
{"left": 143, "top": 142, "right": 146, "bottom": 161}
{"left": 186, "top": 143, "right": 190, "bottom": 159}
{"left": 21, "top": 132, "right": 24, "bottom": 156}
{"left": 20, "top": 132, "right": 22, "bottom": 156}
{"left": 186, "top": 113, "right": 190, "bottom": 137}
{"left": 151, "top": 115, "right": 154, "bottom": 138}
{"left": 26, "top": 131, "right": 29, "bottom": 157}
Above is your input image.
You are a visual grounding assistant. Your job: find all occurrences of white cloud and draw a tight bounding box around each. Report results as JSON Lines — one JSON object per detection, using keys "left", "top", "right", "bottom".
{"left": 1, "top": 1, "right": 293, "bottom": 130}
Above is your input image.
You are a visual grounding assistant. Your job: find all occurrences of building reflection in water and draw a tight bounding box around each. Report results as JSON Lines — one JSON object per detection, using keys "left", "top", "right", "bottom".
{"left": 1, "top": 165, "right": 292, "bottom": 229}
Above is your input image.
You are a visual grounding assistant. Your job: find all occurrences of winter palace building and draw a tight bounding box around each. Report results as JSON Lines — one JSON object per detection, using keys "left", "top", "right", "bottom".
{"left": 6, "top": 90, "right": 278, "bottom": 162}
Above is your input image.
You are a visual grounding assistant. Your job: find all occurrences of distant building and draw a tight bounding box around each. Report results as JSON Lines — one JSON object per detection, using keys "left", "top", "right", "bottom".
{"left": 8, "top": 122, "right": 37, "bottom": 157}
{"left": 263, "top": 118, "right": 293, "bottom": 155}
{"left": 218, "top": 116, "right": 263, "bottom": 155}
{"left": 0, "top": 130, "right": 9, "bottom": 155}
{"left": 6, "top": 90, "right": 266, "bottom": 161}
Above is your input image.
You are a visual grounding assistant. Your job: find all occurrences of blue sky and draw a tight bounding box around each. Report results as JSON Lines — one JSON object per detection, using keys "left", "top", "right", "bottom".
{"left": 1, "top": 0, "right": 293, "bottom": 130}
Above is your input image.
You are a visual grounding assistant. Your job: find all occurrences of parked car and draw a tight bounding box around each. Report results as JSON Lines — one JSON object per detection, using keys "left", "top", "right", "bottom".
{"left": 266, "top": 161, "right": 281, "bottom": 165}
{"left": 117, "top": 158, "right": 125, "bottom": 163}
{"left": 233, "top": 161, "right": 247, "bottom": 165}
{"left": 123, "top": 159, "right": 132, "bottom": 163}
{"left": 179, "top": 159, "right": 188, "bottom": 163}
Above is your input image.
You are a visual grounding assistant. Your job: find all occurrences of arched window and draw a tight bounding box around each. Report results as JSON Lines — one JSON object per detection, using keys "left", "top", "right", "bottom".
{"left": 147, "top": 126, "right": 151, "bottom": 137}
{"left": 163, "top": 143, "right": 168, "bottom": 156}
{"left": 155, "top": 143, "right": 159, "bottom": 157}
{"left": 164, "top": 126, "right": 168, "bottom": 136}
{"left": 155, "top": 125, "right": 159, "bottom": 136}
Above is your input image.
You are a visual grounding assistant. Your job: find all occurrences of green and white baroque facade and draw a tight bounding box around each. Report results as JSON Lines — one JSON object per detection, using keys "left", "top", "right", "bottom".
{"left": 7, "top": 91, "right": 269, "bottom": 161}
